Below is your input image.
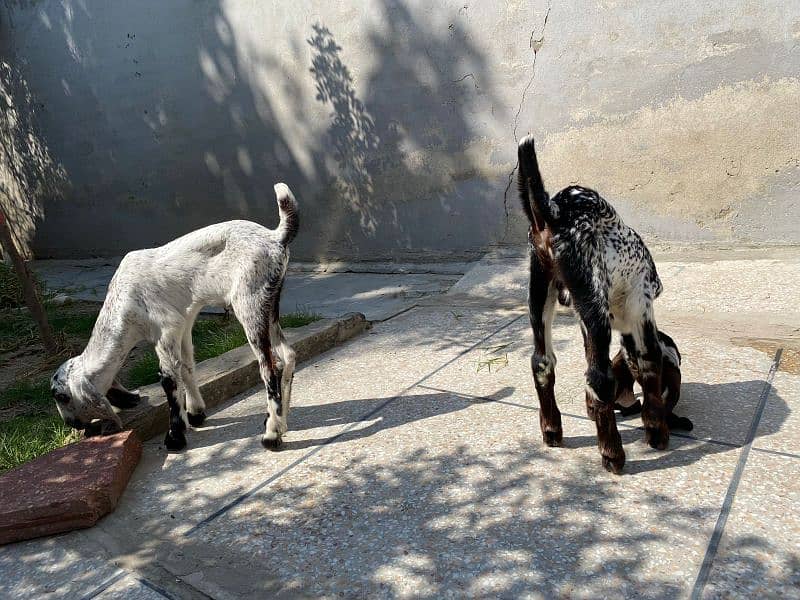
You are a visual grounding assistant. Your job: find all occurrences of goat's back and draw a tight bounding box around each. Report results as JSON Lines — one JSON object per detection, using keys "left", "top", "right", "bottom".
{"left": 112, "top": 220, "right": 287, "bottom": 313}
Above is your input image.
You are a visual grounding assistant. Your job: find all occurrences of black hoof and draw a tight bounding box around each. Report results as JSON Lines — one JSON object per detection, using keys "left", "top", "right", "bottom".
{"left": 602, "top": 452, "right": 625, "bottom": 475}
{"left": 616, "top": 400, "right": 642, "bottom": 417}
{"left": 645, "top": 426, "right": 669, "bottom": 450}
{"left": 187, "top": 411, "right": 207, "bottom": 427}
{"left": 542, "top": 430, "right": 563, "bottom": 447}
{"left": 261, "top": 435, "right": 282, "bottom": 450}
{"left": 164, "top": 430, "right": 187, "bottom": 451}
{"left": 668, "top": 413, "right": 693, "bottom": 431}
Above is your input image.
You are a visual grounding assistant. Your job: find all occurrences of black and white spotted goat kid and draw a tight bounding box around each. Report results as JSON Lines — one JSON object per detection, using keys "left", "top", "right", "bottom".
{"left": 517, "top": 135, "right": 669, "bottom": 474}
{"left": 51, "top": 184, "right": 299, "bottom": 451}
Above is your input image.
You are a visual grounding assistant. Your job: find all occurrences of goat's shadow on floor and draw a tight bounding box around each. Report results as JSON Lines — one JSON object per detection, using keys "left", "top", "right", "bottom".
{"left": 143, "top": 380, "right": 788, "bottom": 477}
{"left": 179, "top": 386, "right": 517, "bottom": 452}
{"left": 558, "top": 380, "right": 789, "bottom": 474}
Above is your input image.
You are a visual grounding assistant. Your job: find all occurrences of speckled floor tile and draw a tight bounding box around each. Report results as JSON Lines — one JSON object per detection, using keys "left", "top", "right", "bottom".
{"left": 656, "top": 259, "right": 800, "bottom": 316}
{"left": 193, "top": 388, "right": 741, "bottom": 599}
{"left": 752, "top": 371, "right": 800, "bottom": 456}
{"left": 0, "top": 534, "right": 124, "bottom": 599}
{"left": 2, "top": 290, "right": 794, "bottom": 599}
{"left": 702, "top": 452, "right": 800, "bottom": 599}
{"left": 99, "top": 306, "right": 523, "bottom": 539}
{"left": 422, "top": 315, "right": 774, "bottom": 447}
{"left": 447, "top": 256, "right": 800, "bottom": 318}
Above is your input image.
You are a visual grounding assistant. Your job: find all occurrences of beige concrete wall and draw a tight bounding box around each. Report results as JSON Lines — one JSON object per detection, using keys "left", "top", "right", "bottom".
{"left": 1, "top": 0, "right": 798, "bottom": 259}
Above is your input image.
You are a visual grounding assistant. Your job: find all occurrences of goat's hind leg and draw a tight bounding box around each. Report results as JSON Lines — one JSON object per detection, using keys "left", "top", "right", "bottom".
{"left": 235, "top": 301, "right": 286, "bottom": 450}
{"left": 271, "top": 321, "right": 296, "bottom": 432}
{"left": 528, "top": 256, "right": 562, "bottom": 447}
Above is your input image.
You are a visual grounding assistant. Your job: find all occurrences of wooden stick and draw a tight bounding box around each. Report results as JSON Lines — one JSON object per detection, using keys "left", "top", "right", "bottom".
{"left": 0, "top": 205, "right": 59, "bottom": 355}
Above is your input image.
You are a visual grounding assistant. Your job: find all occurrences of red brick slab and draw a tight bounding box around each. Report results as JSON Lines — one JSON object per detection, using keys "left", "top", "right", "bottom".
{"left": 0, "top": 431, "right": 142, "bottom": 545}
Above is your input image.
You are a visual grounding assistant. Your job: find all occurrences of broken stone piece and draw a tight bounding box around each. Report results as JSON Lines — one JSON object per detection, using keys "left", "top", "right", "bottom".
{"left": 0, "top": 430, "right": 142, "bottom": 545}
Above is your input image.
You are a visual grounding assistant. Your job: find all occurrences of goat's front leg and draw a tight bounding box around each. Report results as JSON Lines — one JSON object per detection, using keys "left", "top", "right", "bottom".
{"left": 628, "top": 322, "right": 669, "bottom": 449}
{"left": 181, "top": 326, "right": 206, "bottom": 426}
{"left": 581, "top": 317, "right": 625, "bottom": 474}
{"left": 156, "top": 334, "right": 188, "bottom": 451}
{"left": 528, "top": 257, "right": 562, "bottom": 446}
{"left": 106, "top": 378, "right": 141, "bottom": 409}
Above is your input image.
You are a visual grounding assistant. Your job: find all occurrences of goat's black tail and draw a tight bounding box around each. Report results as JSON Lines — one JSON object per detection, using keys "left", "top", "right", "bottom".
{"left": 517, "top": 135, "right": 557, "bottom": 226}
{"left": 274, "top": 183, "right": 299, "bottom": 245}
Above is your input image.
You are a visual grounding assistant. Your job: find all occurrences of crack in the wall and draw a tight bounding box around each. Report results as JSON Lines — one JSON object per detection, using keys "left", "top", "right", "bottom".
{"left": 452, "top": 72, "right": 479, "bottom": 89}
{"left": 502, "top": 4, "right": 552, "bottom": 230}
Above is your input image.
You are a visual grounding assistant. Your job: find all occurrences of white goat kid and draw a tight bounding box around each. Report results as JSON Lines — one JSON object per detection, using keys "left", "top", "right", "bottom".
{"left": 51, "top": 183, "right": 299, "bottom": 451}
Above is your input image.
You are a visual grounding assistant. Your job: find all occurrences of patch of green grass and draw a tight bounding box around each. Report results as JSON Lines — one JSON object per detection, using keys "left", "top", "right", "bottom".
{"left": 0, "top": 378, "right": 51, "bottom": 411}
{"left": 280, "top": 311, "right": 321, "bottom": 329}
{"left": 0, "top": 303, "right": 97, "bottom": 353}
{"left": 125, "top": 351, "right": 160, "bottom": 389}
{"left": 192, "top": 319, "right": 248, "bottom": 363}
{"left": 0, "top": 309, "right": 322, "bottom": 473}
{"left": 123, "top": 311, "right": 321, "bottom": 388}
{"left": 48, "top": 310, "right": 97, "bottom": 337}
{"left": 0, "top": 415, "right": 79, "bottom": 473}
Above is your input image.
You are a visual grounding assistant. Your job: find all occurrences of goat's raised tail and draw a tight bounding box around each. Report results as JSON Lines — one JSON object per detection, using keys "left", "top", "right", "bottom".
{"left": 518, "top": 135, "right": 558, "bottom": 226}
{"left": 274, "top": 183, "right": 299, "bottom": 245}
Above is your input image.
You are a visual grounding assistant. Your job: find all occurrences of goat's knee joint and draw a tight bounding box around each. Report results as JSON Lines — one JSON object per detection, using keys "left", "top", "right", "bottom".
{"left": 586, "top": 366, "right": 614, "bottom": 406}
{"left": 532, "top": 353, "right": 556, "bottom": 387}
{"left": 159, "top": 372, "right": 177, "bottom": 393}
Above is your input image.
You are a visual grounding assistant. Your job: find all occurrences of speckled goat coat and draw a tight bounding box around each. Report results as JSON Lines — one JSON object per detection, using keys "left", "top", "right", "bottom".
{"left": 517, "top": 135, "right": 671, "bottom": 474}
{"left": 51, "top": 184, "right": 298, "bottom": 451}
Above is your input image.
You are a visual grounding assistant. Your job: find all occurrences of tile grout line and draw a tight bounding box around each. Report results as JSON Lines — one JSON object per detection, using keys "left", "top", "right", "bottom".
{"left": 79, "top": 571, "right": 127, "bottom": 600}
{"left": 81, "top": 570, "right": 178, "bottom": 600}
{"left": 689, "top": 348, "right": 783, "bottom": 600}
{"left": 749, "top": 446, "right": 800, "bottom": 460}
{"left": 136, "top": 576, "right": 180, "bottom": 600}
{"left": 183, "top": 312, "right": 526, "bottom": 536}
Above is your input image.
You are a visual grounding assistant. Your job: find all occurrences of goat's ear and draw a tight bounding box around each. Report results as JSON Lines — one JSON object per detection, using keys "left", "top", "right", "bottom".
{"left": 81, "top": 379, "right": 124, "bottom": 430}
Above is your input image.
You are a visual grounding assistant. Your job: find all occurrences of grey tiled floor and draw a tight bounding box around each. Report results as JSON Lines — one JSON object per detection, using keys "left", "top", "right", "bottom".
{"left": 2, "top": 252, "right": 798, "bottom": 599}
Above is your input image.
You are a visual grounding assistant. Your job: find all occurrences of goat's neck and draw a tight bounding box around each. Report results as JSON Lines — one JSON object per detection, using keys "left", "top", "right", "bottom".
{"left": 81, "top": 316, "right": 138, "bottom": 393}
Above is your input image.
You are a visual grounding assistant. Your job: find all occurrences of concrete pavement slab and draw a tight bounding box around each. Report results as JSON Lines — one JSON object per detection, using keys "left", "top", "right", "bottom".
{"left": 97, "top": 307, "right": 521, "bottom": 538}
{"left": 33, "top": 259, "right": 465, "bottom": 321}
{"left": 753, "top": 371, "right": 800, "bottom": 456}
{"left": 0, "top": 534, "right": 126, "bottom": 599}
{"left": 3, "top": 248, "right": 798, "bottom": 598}
{"left": 421, "top": 315, "right": 777, "bottom": 447}
{"left": 193, "top": 387, "right": 741, "bottom": 598}
{"left": 701, "top": 451, "right": 800, "bottom": 599}
{"left": 94, "top": 574, "right": 170, "bottom": 600}
{"left": 446, "top": 252, "right": 800, "bottom": 324}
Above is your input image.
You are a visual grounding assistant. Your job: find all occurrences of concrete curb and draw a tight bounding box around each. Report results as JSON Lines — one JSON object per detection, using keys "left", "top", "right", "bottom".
{"left": 122, "top": 313, "right": 370, "bottom": 441}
